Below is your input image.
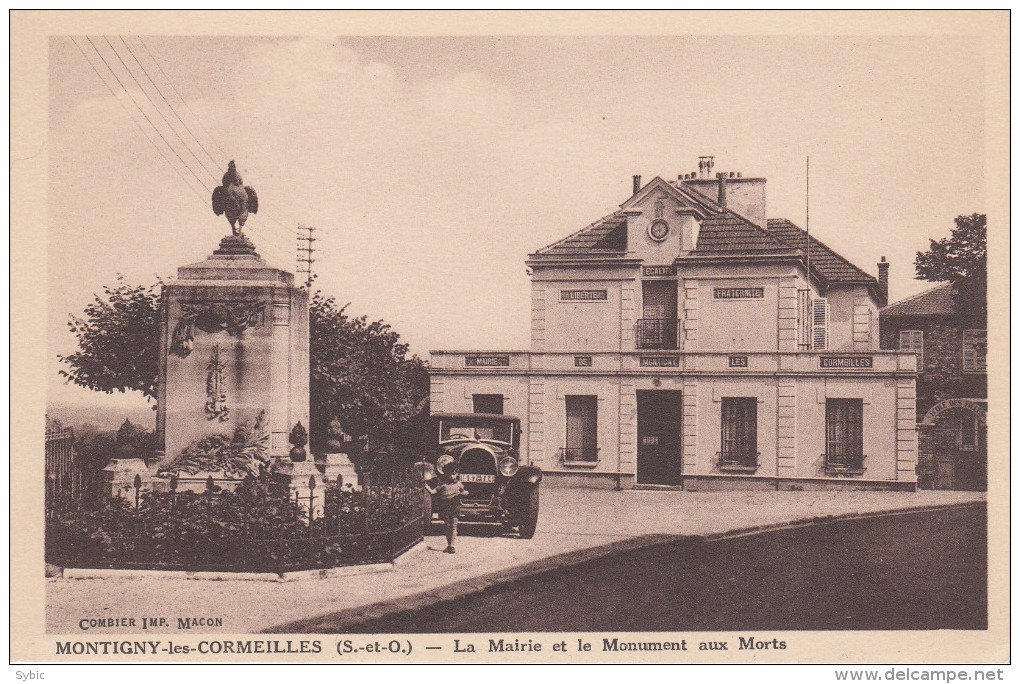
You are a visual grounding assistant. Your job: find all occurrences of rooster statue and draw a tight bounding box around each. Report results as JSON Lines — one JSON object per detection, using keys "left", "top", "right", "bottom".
{"left": 211, "top": 161, "right": 258, "bottom": 236}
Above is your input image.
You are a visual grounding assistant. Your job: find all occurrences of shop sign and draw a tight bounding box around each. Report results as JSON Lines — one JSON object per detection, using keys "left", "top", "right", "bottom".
{"left": 465, "top": 354, "right": 510, "bottom": 367}
{"left": 714, "top": 287, "right": 764, "bottom": 300}
{"left": 561, "top": 290, "right": 608, "bottom": 301}
{"left": 920, "top": 398, "right": 987, "bottom": 426}
{"left": 642, "top": 265, "right": 676, "bottom": 277}
{"left": 574, "top": 355, "right": 593, "bottom": 367}
{"left": 728, "top": 355, "right": 749, "bottom": 368}
{"left": 640, "top": 356, "right": 680, "bottom": 368}
{"left": 819, "top": 356, "right": 873, "bottom": 369}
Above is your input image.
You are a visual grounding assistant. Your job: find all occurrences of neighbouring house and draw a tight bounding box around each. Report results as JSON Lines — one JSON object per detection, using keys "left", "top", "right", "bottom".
{"left": 880, "top": 283, "right": 987, "bottom": 491}
{"left": 430, "top": 156, "right": 918, "bottom": 491}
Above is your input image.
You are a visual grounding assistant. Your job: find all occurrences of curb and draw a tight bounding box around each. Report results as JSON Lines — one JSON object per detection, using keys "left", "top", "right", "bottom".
{"left": 262, "top": 500, "right": 985, "bottom": 633}
{"left": 701, "top": 500, "right": 988, "bottom": 542}
{"left": 52, "top": 539, "right": 431, "bottom": 583}
{"left": 262, "top": 532, "right": 686, "bottom": 633}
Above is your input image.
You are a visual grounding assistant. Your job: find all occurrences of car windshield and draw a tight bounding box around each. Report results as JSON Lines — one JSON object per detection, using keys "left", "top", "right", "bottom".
{"left": 440, "top": 420, "right": 513, "bottom": 443}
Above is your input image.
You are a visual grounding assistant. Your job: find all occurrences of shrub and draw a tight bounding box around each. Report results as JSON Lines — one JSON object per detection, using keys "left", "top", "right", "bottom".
{"left": 45, "top": 464, "right": 426, "bottom": 573}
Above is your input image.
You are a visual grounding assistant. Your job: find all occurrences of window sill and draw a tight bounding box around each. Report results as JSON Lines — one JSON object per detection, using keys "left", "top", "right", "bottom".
{"left": 561, "top": 460, "right": 601, "bottom": 468}
{"left": 823, "top": 466, "right": 867, "bottom": 476}
{"left": 719, "top": 464, "right": 759, "bottom": 473}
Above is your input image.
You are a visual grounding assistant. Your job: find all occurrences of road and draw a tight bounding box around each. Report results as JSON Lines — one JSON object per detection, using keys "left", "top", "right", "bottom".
{"left": 348, "top": 504, "right": 986, "bottom": 632}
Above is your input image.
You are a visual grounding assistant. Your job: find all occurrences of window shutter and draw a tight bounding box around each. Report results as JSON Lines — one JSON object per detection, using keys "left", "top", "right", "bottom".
{"left": 798, "top": 290, "right": 812, "bottom": 349}
{"left": 811, "top": 297, "right": 828, "bottom": 350}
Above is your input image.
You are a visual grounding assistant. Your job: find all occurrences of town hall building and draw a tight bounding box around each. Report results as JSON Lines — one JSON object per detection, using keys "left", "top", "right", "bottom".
{"left": 430, "top": 157, "right": 918, "bottom": 490}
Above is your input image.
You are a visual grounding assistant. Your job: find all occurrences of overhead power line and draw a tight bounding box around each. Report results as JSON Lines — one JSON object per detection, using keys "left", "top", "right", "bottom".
{"left": 137, "top": 36, "right": 230, "bottom": 163}
{"left": 72, "top": 35, "right": 302, "bottom": 270}
{"left": 119, "top": 37, "right": 307, "bottom": 264}
{"left": 70, "top": 36, "right": 210, "bottom": 204}
{"left": 118, "top": 36, "right": 225, "bottom": 174}
{"left": 84, "top": 36, "right": 213, "bottom": 192}
{"left": 102, "top": 36, "right": 220, "bottom": 184}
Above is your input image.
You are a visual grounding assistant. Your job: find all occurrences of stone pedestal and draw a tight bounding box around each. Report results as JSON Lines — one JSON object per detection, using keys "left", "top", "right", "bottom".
{"left": 275, "top": 452, "right": 361, "bottom": 499}
{"left": 275, "top": 460, "right": 324, "bottom": 502}
{"left": 150, "top": 471, "right": 240, "bottom": 494}
{"left": 101, "top": 458, "right": 153, "bottom": 503}
{"left": 320, "top": 452, "right": 361, "bottom": 490}
{"left": 155, "top": 235, "right": 310, "bottom": 472}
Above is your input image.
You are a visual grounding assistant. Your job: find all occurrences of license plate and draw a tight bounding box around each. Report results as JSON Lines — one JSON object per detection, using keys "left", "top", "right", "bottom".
{"left": 460, "top": 473, "right": 495, "bottom": 483}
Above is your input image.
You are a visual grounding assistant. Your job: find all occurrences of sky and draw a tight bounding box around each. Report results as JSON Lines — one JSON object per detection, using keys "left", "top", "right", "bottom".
{"left": 46, "top": 34, "right": 986, "bottom": 421}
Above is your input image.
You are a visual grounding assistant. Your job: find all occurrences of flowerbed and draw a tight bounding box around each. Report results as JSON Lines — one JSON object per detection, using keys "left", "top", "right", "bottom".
{"left": 45, "top": 460, "right": 427, "bottom": 573}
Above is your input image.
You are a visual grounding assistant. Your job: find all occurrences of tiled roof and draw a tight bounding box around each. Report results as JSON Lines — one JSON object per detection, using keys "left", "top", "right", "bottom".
{"left": 531, "top": 212, "right": 629, "bottom": 257}
{"left": 529, "top": 184, "right": 880, "bottom": 295}
{"left": 766, "top": 219, "right": 876, "bottom": 285}
{"left": 693, "top": 212, "right": 788, "bottom": 252}
{"left": 668, "top": 180, "right": 725, "bottom": 214}
{"left": 881, "top": 282, "right": 956, "bottom": 317}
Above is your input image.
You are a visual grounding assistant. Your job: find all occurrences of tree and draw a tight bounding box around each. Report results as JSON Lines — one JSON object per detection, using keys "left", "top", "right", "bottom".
{"left": 114, "top": 419, "right": 157, "bottom": 460}
{"left": 58, "top": 276, "right": 162, "bottom": 399}
{"left": 915, "top": 213, "right": 987, "bottom": 319}
{"left": 59, "top": 277, "right": 429, "bottom": 450}
{"left": 309, "top": 292, "right": 429, "bottom": 449}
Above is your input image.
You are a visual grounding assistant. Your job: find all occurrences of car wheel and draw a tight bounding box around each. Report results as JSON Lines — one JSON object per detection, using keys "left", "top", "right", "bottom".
{"left": 518, "top": 487, "right": 539, "bottom": 539}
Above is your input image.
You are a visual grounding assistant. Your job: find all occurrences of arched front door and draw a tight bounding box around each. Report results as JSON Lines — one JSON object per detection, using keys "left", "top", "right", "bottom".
{"left": 919, "top": 399, "right": 987, "bottom": 491}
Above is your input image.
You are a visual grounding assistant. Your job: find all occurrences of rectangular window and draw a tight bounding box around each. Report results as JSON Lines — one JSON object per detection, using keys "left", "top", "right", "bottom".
{"left": 962, "top": 329, "right": 987, "bottom": 372}
{"left": 720, "top": 397, "right": 757, "bottom": 469}
{"left": 899, "top": 330, "right": 924, "bottom": 356}
{"left": 825, "top": 398, "right": 865, "bottom": 473}
{"left": 472, "top": 394, "right": 504, "bottom": 415}
{"left": 564, "top": 395, "right": 598, "bottom": 462}
{"left": 958, "top": 412, "right": 979, "bottom": 451}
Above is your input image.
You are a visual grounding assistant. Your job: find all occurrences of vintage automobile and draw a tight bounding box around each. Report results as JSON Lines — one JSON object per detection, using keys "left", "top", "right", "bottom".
{"left": 422, "top": 412, "right": 542, "bottom": 539}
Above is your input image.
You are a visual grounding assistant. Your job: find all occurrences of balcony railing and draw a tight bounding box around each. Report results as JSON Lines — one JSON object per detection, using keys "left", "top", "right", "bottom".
{"left": 717, "top": 451, "right": 760, "bottom": 472}
{"left": 636, "top": 319, "right": 681, "bottom": 350}
{"left": 823, "top": 453, "right": 866, "bottom": 475}
{"left": 559, "top": 447, "right": 599, "bottom": 466}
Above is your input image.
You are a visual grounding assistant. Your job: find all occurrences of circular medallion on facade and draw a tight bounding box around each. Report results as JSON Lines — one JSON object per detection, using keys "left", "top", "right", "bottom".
{"left": 648, "top": 219, "right": 670, "bottom": 242}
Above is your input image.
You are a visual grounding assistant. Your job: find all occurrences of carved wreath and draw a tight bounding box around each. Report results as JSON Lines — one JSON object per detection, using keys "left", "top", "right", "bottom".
{"left": 170, "top": 301, "right": 266, "bottom": 357}
{"left": 159, "top": 410, "right": 271, "bottom": 479}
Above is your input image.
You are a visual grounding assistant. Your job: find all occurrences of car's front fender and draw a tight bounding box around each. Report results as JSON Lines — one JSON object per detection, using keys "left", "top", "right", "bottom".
{"left": 506, "top": 465, "right": 542, "bottom": 502}
{"left": 518, "top": 465, "right": 542, "bottom": 485}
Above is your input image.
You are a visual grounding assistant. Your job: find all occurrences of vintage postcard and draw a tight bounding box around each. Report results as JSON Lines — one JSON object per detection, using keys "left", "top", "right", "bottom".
{"left": 11, "top": 10, "right": 1009, "bottom": 669}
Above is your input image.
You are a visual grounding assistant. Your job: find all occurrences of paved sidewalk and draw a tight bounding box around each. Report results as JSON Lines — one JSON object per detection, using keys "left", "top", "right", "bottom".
{"left": 46, "top": 488, "right": 985, "bottom": 634}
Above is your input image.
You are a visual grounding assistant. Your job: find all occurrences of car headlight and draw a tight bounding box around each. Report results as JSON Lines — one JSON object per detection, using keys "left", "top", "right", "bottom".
{"left": 498, "top": 456, "right": 519, "bottom": 477}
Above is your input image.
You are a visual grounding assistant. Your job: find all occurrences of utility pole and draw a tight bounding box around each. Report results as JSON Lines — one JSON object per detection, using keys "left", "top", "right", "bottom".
{"left": 296, "top": 224, "right": 316, "bottom": 288}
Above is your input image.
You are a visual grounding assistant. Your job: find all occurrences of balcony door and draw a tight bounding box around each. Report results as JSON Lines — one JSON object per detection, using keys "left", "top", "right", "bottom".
{"left": 639, "top": 280, "right": 679, "bottom": 349}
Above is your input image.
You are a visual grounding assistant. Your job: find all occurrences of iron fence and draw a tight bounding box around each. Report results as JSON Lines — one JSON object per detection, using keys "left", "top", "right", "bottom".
{"left": 559, "top": 447, "right": 599, "bottom": 463}
{"left": 45, "top": 459, "right": 427, "bottom": 573}
{"left": 635, "top": 318, "right": 681, "bottom": 350}
{"left": 822, "top": 453, "right": 867, "bottom": 475}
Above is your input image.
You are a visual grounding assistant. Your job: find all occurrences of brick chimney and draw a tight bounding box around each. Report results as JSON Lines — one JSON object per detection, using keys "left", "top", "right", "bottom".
{"left": 697, "top": 156, "right": 715, "bottom": 179}
{"left": 685, "top": 158, "right": 766, "bottom": 227}
{"left": 877, "top": 256, "right": 889, "bottom": 302}
{"left": 633, "top": 175, "right": 642, "bottom": 195}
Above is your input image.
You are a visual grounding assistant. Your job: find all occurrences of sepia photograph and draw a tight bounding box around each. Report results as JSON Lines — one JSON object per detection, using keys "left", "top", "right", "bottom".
{"left": 11, "top": 10, "right": 1008, "bottom": 669}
